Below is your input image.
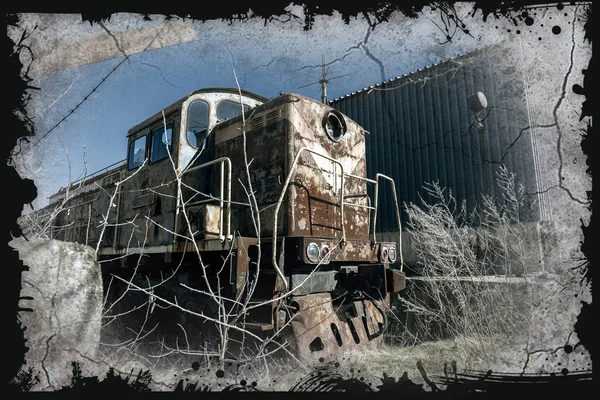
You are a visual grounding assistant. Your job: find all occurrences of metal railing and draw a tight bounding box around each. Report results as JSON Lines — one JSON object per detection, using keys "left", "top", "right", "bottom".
{"left": 272, "top": 148, "right": 347, "bottom": 290}
{"left": 175, "top": 157, "right": 233, "bottom": 242}
{"left": 170, "top": 148, "right": 404, "bottom": 289}
{"left": 373, "top": 173, "right": 403, "bottom": 268}
{"left": 272, "top": 148, "right": 404, "bottom": 290}
{"left": 346, "top": 172, "right": 403, "bottom": 269}
{"left": 70, "top": 158, "right": 126, "bottom": 187}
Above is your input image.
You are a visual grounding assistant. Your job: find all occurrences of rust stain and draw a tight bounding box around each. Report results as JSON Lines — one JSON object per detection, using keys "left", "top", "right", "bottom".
{"left": 290, "top": 293, "right": 385, "bottom": 362}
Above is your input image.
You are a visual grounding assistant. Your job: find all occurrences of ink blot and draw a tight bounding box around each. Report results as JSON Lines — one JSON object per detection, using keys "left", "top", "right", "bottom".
{"left": 564, "top": 344, "right": 574, "bottom": 353}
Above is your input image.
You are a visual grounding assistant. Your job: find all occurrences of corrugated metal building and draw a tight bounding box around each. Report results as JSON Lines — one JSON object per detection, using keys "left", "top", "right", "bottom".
{"left": 330, "top": 42, "right": 541, "bottom": 235}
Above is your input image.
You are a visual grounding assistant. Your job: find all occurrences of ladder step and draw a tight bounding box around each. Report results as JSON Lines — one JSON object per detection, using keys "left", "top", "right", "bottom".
{"left": 243, "top": 322, "right": 274, "bottom": 331}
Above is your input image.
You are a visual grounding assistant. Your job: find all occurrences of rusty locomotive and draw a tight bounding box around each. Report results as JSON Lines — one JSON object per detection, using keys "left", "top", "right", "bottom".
{"left": 40, "top": 87, "right": 406, "bottom": 362}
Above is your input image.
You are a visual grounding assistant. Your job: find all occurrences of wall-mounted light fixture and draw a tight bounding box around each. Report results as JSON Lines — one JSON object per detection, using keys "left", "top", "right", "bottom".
{"left": 467, "top": 91, "right": 488, "bottom": 130}
{"left": 468, "top": 91, "right": 491, "bottom": 196}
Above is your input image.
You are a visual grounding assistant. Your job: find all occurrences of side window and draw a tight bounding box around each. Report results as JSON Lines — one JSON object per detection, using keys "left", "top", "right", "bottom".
{"left": 150, "top": 123, "right": 173, "bottom": 162}
{"left": 128, "top": 136, "right": 147, "bottom": 170}
{"left": 217, "top": 100, "right": 250, "bottom": 122}
{"left": 187, "top": 100, "right": 209, "bottom": 149}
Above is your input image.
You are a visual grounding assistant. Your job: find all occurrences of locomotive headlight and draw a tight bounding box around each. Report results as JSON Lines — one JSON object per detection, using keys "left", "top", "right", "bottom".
{"left": 306, "top": 242, "right": 320, "bottom": 263}
{"left": 322, "top": 111, "right": 347, "bottom": 142}
{"left": 321, "top": 244, "right": 331, "bottom": 260}
{"left": 388, "top": 246, "right": 397, "bottom": 263}
{"left": 381, "top": 246, "right": 389, "bottom": 261}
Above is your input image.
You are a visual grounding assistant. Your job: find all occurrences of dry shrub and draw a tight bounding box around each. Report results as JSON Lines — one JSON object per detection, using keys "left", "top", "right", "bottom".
{"left": 387, "top": 165, "right": 530, "bottom": 347}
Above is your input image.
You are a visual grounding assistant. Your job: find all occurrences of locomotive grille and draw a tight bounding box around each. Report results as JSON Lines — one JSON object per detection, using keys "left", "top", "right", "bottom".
{"left": 245, "top": 110, "right": 281, "bottom": 138}
{"left": 265, "top": 110, "right": 280, "bottom": 132}
{"left": 248, "top": 115, "right": 263, "bottom": 138}
{"left": 251, "top": 176, "right": 279, "bottom": 197}
{"left": 262, "top": 176, "right": 278, "bottom": 194}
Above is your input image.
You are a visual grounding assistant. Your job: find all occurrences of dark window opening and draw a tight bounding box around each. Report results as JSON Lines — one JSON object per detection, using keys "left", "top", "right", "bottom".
{"left": 154, "top": 196, "right": 162, "bottom": 215}
{"left": 330, "top": 323, "right": 343, "bottom": 347}
{"left": 150, "top": 123, "right": 173, "bottom": 162}
{"left": 187, "top": 100, "right": 209, "bottom": 149}
{"left": 348, "top": 320, "right": 361, "bottom": 344}
{"left": 248, "top": 245, "right": 259, "bottom": 284}
{"left": 309, "top": 337, "right": 324, "bottom": 352}
{"left": 217, "top": 100, "right": 251, "bottom": 122}
{"left": 128, "top": 135, "right": 147, "bottom": 170}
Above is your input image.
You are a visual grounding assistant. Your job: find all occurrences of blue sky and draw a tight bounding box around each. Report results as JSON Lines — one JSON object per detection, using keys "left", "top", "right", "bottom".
{"left": 9, "top": 3, "right": 586, "bottom": 211}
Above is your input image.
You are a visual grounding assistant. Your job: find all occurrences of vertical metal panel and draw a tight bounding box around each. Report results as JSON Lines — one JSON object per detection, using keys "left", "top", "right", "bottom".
{"left": 394, "top": 84, "right": 409, "bottom": 218}
{"left": 408, "top": 80, "right": 423, "bottom": 212}
{"left": 387, "top": 84, "right": 405, "bottom": 232}
{"left": 401, "top": 81, "right": 416, "bottom": 212}
{"left": 446, "top": 64, "right": 469, "bottom": 208}
{"left": 458, "top": 65, "right": 478, "bottom": 212}
{"left": 374, "top": 88, "right": 387, "bottom": 223}
{"left": 467, "top": 58, "right": 486, "bottom": 201}
{"left": 430, "top": 72, "right": 452, "bottom": 191}
{"left": 481, "top": 57, "right": 499, "bottom": 199}
{"left": 425, "top": 72, "right": 440, "bottom": 194}
{"left": 331, "top": 42, "right": 539, "bottom": 232}
{"left": 476, "top": 54, "right": 497, "bottom": 201}
{"left": 440, "top": 69, "right": 461, "bottom": 204}
{"left": 420, "top": 78, "right": 433, "bottom": 205}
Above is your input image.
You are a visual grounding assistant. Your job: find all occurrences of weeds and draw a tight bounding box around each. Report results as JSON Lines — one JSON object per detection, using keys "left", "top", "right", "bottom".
{"left": 387, "top": 165, "right": 530, "bottom": 347}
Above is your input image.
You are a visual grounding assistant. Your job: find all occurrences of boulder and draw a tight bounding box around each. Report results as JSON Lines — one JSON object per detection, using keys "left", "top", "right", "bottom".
{"left": 10, "top": 237, "right": 103, "bottom": 390}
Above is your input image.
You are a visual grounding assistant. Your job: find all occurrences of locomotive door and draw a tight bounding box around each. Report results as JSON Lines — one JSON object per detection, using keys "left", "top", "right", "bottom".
{"left": 116, "top": 116, "right": 179, "bottom": 249}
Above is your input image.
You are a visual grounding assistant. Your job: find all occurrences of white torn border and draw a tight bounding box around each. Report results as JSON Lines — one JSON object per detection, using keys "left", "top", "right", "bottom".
{"left": 9, "top": 14, "right": 198, "bottom": 78}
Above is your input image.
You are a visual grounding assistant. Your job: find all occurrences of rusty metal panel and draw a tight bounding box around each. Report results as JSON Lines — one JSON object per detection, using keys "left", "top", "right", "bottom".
{"left": 296, "top": 237, "right": 397, "bottom": 264}
{"left": 232, "top": 236, "right": 259, "bottom": 298}
{"left": 284, "top": 95, "right": 370, "bottom": 241}
{"left": 52, "top": 167, "right": 124, "bottom": 248}
{"left": 183, "top": 204, "right": 221, "bottom": 239}
{"left": 211, "top": 98, "right": 288, "bottom": 238}
{"left": 290, "top": 271, "right": 337, "bottom": 296}
{"left": 387, "top": 268, "right": 406, "bottom": 293}
{"left": 289, "top": 293, "right": 385, "bottom": 362}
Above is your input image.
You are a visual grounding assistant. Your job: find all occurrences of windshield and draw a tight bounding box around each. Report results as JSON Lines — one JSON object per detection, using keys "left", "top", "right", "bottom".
{"left": 187, "top": 99, "right": 209, "bottom": 149}
{"left": 217, "top": 100, "right": 251, "bottom": 122}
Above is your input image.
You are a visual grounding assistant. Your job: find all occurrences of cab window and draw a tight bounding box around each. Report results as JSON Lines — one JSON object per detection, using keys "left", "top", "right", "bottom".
{"left": 187, "top": 99, "right": 209, "bottom": 149}
{"left": 217, "top": 100, "right": 251, "bottom": 122}
{"left": 150, "top": 123, "right": 173, "bottom": 162}
{"left": 128, "top": 136, "right": 147, "bottom": 170}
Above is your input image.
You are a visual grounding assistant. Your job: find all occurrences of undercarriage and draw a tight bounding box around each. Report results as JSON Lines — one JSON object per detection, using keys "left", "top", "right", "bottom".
{"left": 99, "top": 236, "right": 405, "bottom": 364}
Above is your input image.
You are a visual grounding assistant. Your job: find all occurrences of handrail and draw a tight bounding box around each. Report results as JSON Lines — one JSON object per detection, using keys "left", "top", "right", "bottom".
{"left": 347, "top": 172, "right": 404, "bottom": 270}
{"left": 68, "top": 159, "right": 127, "bottom": 188}
{"left": 343, "top": 192, "right": 374, "bottom": 210}
{"left": 272, "top": 147, "right": 346, "bottom": 291}
{"left": 176, "top": 157, "right": 232, "bottom": 241}
{"left": 373, "top": 173, "right": 403, "bottom": 270}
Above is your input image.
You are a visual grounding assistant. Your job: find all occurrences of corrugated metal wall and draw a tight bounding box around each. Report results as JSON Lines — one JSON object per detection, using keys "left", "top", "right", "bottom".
{"left": 331, "top": 42, "right": 540, "bottom": 233}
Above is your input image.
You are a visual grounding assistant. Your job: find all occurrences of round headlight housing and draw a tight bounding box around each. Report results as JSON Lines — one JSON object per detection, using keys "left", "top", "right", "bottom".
{"left": 323, "top": 111, "right": 347, "bottom": 142}
{"left": 388, "top": 246, "right": 397, "bottom": 263}
{"left": 306, "top": 242, "right": 320, "bottom": 263}
{"left": 381, "top": 246, "right": 389, "bottom": 261}
{"left": 321, "top": 244, "right": 330, "bottom": 260}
